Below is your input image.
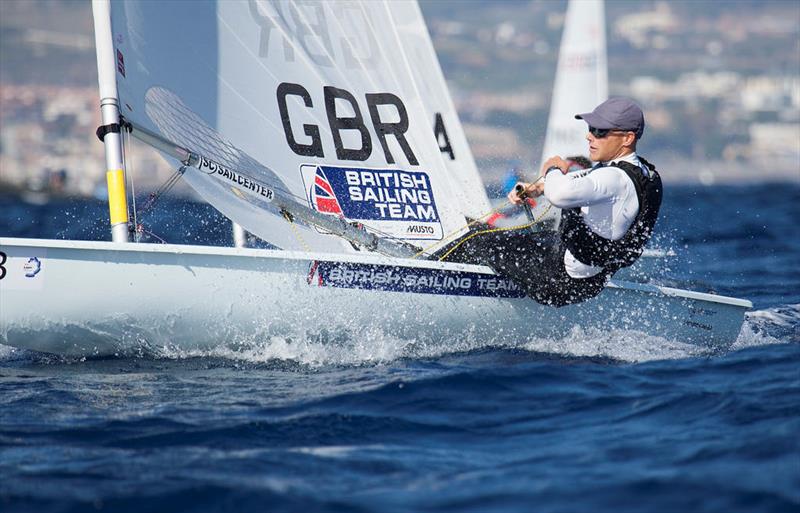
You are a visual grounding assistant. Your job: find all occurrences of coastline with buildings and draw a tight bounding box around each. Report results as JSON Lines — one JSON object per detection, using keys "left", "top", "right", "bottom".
{"left": 1, "top": 0, "right": 798, "bottom": 199}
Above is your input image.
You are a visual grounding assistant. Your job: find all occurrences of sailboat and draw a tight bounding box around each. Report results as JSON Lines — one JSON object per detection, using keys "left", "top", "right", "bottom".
{"left": 0, "top": 0, "right": 749, "bottom": 357}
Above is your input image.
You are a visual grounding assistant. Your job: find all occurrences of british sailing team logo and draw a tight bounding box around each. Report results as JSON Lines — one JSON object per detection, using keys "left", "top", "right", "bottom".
{"left": 300, "top": 164, "right": 443, "bottom": 240}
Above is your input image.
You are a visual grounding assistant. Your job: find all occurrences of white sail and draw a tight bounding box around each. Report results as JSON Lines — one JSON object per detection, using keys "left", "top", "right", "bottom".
{"left": 387, "top": 1, "right": 492, "bottom": 219}
{"left": 540, "top": 0, "right": 608, "bottom": 163}
{"left": 109, "top": 0, "right": 471, "bottom": 254}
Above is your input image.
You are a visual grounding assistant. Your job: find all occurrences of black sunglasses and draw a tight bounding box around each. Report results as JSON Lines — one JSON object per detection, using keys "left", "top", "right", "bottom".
{"left": 589, "top": 126, "right": 630, "bottom": 138}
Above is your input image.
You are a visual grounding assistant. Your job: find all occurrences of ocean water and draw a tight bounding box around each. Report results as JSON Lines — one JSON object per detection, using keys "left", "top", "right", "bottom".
{"left": 1, "top": 183, "right": 798, "bottom": 512}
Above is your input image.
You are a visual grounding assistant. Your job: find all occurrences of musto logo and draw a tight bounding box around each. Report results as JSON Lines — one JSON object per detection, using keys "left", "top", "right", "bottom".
{"left": 300, "top": 165, "right": 443, "bottom": 240}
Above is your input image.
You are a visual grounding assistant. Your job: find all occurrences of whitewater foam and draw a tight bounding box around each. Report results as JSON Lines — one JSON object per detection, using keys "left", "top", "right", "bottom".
{"left": 149, "top": 304, "right": 796, "bottom": 366}
{"left": 733, "top": 304, "right": 800, "bottom": 349}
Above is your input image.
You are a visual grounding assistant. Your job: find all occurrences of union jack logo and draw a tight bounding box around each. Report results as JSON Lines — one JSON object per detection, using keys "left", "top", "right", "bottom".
{"left": 311, "top": 166, "right": 342, "bottom": 215}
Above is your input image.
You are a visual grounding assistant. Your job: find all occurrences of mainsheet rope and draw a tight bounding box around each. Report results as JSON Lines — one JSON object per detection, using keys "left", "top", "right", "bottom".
{"left": 414, "top": 176, "right": 553, "bottom": 260}
{"left": 420, "top": 203, "right": 552, "bottom": 261}
{"left": 282, "top": 209, "right": 313, "bottom": 253}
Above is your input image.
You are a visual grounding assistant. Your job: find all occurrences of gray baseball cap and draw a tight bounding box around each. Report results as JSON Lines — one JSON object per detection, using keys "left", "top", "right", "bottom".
{"left": 575, "top": 97, "right": 645, "bottom": 138}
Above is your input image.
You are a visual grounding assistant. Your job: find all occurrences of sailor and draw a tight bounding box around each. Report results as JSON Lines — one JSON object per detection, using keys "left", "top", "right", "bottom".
{"left": 434, "top": 97, "right": 662, "bottom": 307}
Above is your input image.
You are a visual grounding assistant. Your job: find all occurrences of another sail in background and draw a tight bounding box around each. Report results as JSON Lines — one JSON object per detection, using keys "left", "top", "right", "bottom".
{"left": 540, "top": 0, "right": 607, "bottom": 164}
{"left": 109, "top": 1, "right": 473, "bottom": 254}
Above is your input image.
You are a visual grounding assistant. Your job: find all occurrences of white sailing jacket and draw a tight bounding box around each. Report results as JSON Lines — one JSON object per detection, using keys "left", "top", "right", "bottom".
{"left": 544, "top": 152, "right": 649, "bottom": 278}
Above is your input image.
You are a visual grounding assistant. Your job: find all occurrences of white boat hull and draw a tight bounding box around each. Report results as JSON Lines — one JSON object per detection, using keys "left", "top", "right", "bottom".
{"left": 0, "top": 238, "right": 751, "bottom": 357}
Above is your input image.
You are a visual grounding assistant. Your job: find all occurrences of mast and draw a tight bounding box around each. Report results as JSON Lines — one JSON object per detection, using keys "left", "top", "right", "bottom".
{"left": 92, "top": 0, "right": 129, "bottom": 243}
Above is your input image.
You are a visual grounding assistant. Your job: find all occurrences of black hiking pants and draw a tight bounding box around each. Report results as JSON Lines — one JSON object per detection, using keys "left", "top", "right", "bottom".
{"left": 432, "top": 228, "right": 609, "bottom": 307}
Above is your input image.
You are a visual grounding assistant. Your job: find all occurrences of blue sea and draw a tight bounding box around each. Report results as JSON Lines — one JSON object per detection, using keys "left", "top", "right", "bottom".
{"left": 1, "top": 183, "right": 798, "bottom": 512}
